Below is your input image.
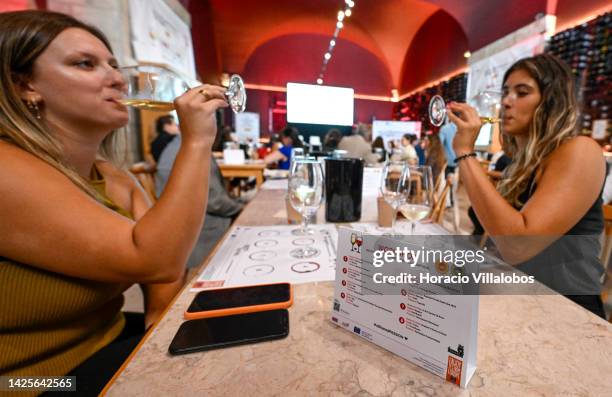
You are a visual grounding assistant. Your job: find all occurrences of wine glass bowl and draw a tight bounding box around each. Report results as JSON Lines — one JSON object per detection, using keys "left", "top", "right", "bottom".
{"left": 380, "top": 160, "right": 411, "bottom": 229}
{"left": 398, "top": 165, "right": 434, "bottom": 234}
{"left": 117, "top": 65, "right": 247, "bottom": 113}
{"left": 288, "top": 158, "right": 324, "bottom": 258}
{"left": 470, "top": 90, "right": 502, "bottom": 123}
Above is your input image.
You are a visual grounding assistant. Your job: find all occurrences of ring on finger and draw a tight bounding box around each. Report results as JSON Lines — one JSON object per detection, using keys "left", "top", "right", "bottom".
{"left": 199, "top": 89, "right": 211, "bottom": 101}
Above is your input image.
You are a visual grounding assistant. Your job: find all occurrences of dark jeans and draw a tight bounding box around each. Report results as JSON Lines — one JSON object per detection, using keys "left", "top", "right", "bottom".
{"left": 43, "top": 312, "right": 145, "bottom": 396}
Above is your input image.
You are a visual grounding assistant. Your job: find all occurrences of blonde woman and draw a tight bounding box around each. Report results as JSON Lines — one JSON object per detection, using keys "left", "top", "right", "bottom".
{"left": 0, "top": 10, "right": 228, "bottom": 392}
{"left": 448, "top": 54, "right": 606, "bottom": 318}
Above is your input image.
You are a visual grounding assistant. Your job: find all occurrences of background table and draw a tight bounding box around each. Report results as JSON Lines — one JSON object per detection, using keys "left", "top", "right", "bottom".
{"left": 104, "top": 189, "right": 612, "bottom": 396}
{"left": 218, "top": 161, "right": 266, "bottom": 188}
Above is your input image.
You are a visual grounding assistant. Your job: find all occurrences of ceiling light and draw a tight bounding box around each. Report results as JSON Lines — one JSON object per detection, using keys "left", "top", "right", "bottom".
{"left": 464, "top": 51, "right": 471, "bottom": 58}
{"left": 317, "top": 2, "right": 354, "bottom": 86}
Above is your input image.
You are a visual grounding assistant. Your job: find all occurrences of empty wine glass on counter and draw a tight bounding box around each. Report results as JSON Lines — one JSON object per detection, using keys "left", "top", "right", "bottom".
{"left": 380, "top": 160, "right": 411, "bottom": 230}
{"left": 288, "top": 158, "right": 324, "bottom": 256}
{"left": 118, "top": 64, "right": 247, "bottom": 113}
{"left": 428, "top": 91, "right": 502, "bottom": 127}
{"left": 398, "top": 165, "right": 434, "bottom": 234}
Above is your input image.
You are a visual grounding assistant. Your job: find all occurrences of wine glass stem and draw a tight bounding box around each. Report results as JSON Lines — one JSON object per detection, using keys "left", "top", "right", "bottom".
{"left": 301, "top": 212, "right": 309, "bottom": 233}
{"left": 391, "top": 207, "right": 398, "bottom": 232}
{"left": 411, "top": 221, "right": 416, "bottom": 235}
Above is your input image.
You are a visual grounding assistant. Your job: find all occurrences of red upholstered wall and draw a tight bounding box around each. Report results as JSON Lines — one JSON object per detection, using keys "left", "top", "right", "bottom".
{"left": 399, "top": 10, "right": 468, "bottom": 93}
{"left": 187, "top": 0, "right": 221, "bottom": 84}
{"left": 242, "top": 34, "right": 393, "bottom": 96}
{"left": 237, "top": 33, "right": 394, "bottom": 135}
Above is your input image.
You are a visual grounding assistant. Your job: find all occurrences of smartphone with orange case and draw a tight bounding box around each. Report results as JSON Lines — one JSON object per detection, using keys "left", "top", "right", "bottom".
{"left": 184, "top": 283, "right": 293, "bottom": 320}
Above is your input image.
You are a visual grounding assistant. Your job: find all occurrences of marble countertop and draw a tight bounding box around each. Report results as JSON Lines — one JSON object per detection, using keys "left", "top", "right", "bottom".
{"left": 104, "top": 190, "right": 612, "bottom": 396}
{"left": 105, "top": 282, "right": 612, "bottom": 396}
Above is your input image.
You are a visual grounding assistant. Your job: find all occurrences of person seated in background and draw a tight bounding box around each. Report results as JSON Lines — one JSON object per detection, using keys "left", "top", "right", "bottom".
{"left": 399, "top": 133, "right": 419, "bottom": 164}
{"left": 157, "top": 135, "right": 244, "bottom": 268}
{"left": 448, "top": 54, "right": 606, "bottom": 318}
{"left": 415, "top": 136, "right": 426, "bottom": 165}
{"left": 323, "top": 128, "right": 343, "bottom": 152}
{"left": 150, "top": 115, "right": 179, "bottom": 162}
{"left": 0, "top": 10, "right": 228, "bottom": 393}
{"left": 264, "top": 126, "right": 304, "bottom": 169}
{"left": 425, "top": 134, "right": 446, "bottom": 184}
{"left": 338, "top": 124, "right": 379, "bottom": 165}
{"left": 487, "top": 151, "right": 512, "bottom": 181}
{"left": 371, "top": 136, "right": 387, "bottom": 162}
{"left": 439, "top": 119, "right": 457, "bottom": 177}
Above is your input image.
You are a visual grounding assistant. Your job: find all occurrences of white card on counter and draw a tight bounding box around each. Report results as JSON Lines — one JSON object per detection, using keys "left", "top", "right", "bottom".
{"left": 362, "top": 167, "right": 383, "bottom": 197}
{"left": 330, "top": 227, "right": 478, "bottom": 388}
{"left": 192, "top": 225, "right": 338, "bottom": 290}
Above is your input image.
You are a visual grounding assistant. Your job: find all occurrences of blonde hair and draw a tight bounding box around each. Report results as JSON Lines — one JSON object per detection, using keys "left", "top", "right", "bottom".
{"left": 0, "top": 10, "right": 123, "bottom": 200}
{"left": 498, "top": 54, "right": 580, "bottom": 207}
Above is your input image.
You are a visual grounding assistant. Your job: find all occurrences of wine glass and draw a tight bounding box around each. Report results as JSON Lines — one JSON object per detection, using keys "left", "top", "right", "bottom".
{"left": 288, "top": 158, "right": 324, "bottom": 258}
{"left": 117, "top": 64, "right": 247, "bottom": 113}
{"left": 380, "top": 160, "right": 411, "bottom": 230}
{"left": 398, "top": 165, "right": 434, "bottom": 234}
{"left": 428, "top": 91, "right": 502, "bottom": 127}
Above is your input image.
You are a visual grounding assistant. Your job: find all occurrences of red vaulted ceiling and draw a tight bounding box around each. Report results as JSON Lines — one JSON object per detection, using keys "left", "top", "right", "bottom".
{"left": 182, "top": 0, "right": 612, "bottom": 97}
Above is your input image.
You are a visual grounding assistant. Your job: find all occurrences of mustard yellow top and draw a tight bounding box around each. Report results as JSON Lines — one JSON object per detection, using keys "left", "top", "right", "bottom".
{"left": 0, "top": 166, "right": 133, "bottom": 381}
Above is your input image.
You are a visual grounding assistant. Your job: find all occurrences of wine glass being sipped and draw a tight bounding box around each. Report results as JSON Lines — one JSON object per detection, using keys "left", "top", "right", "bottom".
{"left": 380, "top": 160, "right": 411, "bottom": 231}
{"left": 428, "top": 90, "right": 501, "bottom": 127}
{"left": 398, "top": 165, "right": 434, "bottom": 234}
{"left": 288, "top": 158, "right": 324, "bottom": 257}
{"left": 117, "top": 64, "right": 247, "bottom": 113}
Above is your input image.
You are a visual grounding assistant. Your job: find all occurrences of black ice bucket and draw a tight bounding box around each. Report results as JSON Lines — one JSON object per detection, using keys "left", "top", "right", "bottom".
{"left": 325, "top": 157, "right": 364, "bottom": 222}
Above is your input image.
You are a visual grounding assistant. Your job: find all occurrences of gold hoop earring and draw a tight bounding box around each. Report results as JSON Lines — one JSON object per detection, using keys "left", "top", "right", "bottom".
{"left": 27, "top": 99, "right": 41, "bottom": 120}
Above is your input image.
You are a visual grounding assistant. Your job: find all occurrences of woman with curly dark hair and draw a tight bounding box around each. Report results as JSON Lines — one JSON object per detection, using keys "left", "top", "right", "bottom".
{"left": 448, "top": 54, "right": 606, "bottom": 318}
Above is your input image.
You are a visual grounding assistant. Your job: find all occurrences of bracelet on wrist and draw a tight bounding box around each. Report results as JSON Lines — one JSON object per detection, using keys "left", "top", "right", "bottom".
{"left": 455, "top": 152, "right": 477, "bottom": 163}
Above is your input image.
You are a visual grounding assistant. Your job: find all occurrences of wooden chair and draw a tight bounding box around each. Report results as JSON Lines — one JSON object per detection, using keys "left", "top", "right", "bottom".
{"left": 129, "top": 161, "right": 158, "bottom": 203}
{"left": 430, "top": 175, "right": 452, "bottom": 225}
{"left": 433, "top": 162, "right": 447, "bottom": 195}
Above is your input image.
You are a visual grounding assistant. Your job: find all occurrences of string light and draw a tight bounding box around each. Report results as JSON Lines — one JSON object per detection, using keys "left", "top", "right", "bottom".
{"left": 316, "top": 1, "right": 355, "bottom": 84}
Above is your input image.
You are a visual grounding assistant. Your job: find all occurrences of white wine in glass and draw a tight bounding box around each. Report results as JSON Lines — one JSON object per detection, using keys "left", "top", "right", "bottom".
{"left": 399, "top": 204, "right": 431, "bottom": 222}
{"left": 116, "top": 99, "right": 175, "bottom": 111}
{"left": 117, "top": 65, "right": 247, "bottom": 113}
{"left": 401, "top": 165, "right": 434, "bottom": 234}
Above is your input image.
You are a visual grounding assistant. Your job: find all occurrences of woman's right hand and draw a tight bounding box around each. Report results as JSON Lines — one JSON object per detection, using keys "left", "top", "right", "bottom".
{"left": 173, "top": 85, "right": 228, "bottom": 145}
{"left": 447, "top": 102, "right": 482, "bottom": 157}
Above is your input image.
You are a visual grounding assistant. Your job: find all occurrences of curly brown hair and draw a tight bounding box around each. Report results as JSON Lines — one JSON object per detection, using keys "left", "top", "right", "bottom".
{"left": 497, "top": 54, "right": 579, "bottom": 207}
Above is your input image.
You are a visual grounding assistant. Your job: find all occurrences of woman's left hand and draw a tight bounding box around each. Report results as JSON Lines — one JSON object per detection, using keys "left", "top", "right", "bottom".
{"left": 447, "top": 102, "right": 482, "bottom": 156}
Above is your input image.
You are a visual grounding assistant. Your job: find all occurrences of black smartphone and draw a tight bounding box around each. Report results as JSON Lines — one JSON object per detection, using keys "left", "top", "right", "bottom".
{"left": 168, "top": 309, "right": 289, "bottom": 355}
{"left": 184, "top": 283, "right": 293, "bottom": 319}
